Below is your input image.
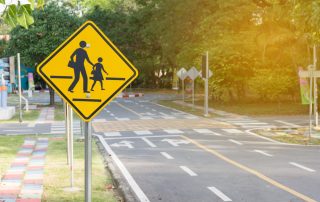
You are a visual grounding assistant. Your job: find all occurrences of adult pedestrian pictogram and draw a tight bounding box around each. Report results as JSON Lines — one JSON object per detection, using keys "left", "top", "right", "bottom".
{"left": 37, "top": 21, "right": 138, "bottom": 121}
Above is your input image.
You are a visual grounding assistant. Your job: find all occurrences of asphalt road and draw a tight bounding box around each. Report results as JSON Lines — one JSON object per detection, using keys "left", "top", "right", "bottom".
{"left": 1, "top": 94, "right": 318, "bottom": 202}
{"left": 93, "top": 95, "right": 320, "bottom": 202}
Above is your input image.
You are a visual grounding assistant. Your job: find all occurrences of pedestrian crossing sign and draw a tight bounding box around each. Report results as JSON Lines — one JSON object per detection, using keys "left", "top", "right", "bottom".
{"left": 37, "top": 21, "right": 138, "bottom": 122}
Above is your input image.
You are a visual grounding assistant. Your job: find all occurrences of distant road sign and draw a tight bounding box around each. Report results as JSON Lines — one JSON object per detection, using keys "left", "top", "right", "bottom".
{"left": 177, "top": 68, "right": 187, "bottom": 80}
{"left": 37, "top": 21, "right": 138, "bottom": 121}
{"left": 187, "top": 67, "right": 199, "bottom": 80}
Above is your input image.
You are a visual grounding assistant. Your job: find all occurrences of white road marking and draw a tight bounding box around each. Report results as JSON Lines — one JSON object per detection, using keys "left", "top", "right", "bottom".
{"left": 289, "top": 162, "right": 316, "bottom": 172}
{"left": 180, "top": 166, "right": 197, "bottom": 176}
{"left": 162, "top": 139, "right": 190, "bottom": 147}
{"left": 96, "top": 135, "right": 150, "bottom": 202}
{"left": 275, "top": 120, "right": 301, "bottom": 127}
{"left": 222, "top": 129, "right": 244, "bottom": 134}
{"left": 115, "top": 118, "right": 130, "bottom": 121}
{"left": 103, "top": 135, "right": 180, "bottom": 140}
{"left": 233, "top": 122, "right": 268, "bottom": 125}
{"left": 27, "top": 123, "right": 36, "bottom": 127}
{"left": 151, "top": 109, "right": 157, "bottom": 112}
{"left": 162, "top": 116, "right": 175, "bottom": 119}
{"left": 208, "top": 187, "right": 232, "bottom": 201}
{"left": 254, "top": 150, "right": 273, "bottom": 157}
{"left": 140, "top": 117, "right": 154, "bottom": 120}
{"left": 111, "top": 141, "right": 134, "bottom": 149}
{"left": 193, "top": 129, "right": 214, "bottom": 134}
{"left": 160, "top": 112, "right": 169, "bottom": 116}
{"left": 141, "top": 137, "right": 157, "bottom": 147}
{"left": 185, "top": 116, "right": 198, "bottom": 119}
{"left": 228, "top": 139, "right": 243, "bottom": 145}
{"left": 134, "top": 130, "right": 153, "bottom": 135}
{"left": 163, "top": 129, "right": 183, "bottom": 134}
{"left": 160, "top": 152, "right": 174, "bottom": 159}
{"left": 110, "top": 113, "right": 115, "bottom": 116}
{"left": 104, "top": 132, "right": 122, "bottom": 137}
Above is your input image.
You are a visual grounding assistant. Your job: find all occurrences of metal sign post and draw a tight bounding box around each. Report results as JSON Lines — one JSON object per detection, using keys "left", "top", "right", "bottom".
{"left": 17, "top": 53, "right": 22, "bottom": 123}
{"left": 84, "top": 121, "right": 92, "bottom": 202}
{"left": 68, "top": 104, "right": 74, "bottom": 187}
{"left": 187, "top": 67, "right": 199, "bottom": 110}
{"left": 309, "top": 65, "right": 314, "bottom": 140}
{"left": 177, "top": 68, "right": 187, "bottom": 102}
{"left": 204, "top": 52, "right": 209, "bottom": 117}
{"left": 36, "top": 21, "right": 138, "bottom": 201}
{"left": 313, "top": 45, "right": 318, "bottom": 127}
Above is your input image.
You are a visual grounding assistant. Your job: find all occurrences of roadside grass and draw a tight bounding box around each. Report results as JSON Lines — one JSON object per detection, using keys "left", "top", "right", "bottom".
{"left": 54, "top": 103, "right": 79, "bottom": 121}
{"left": 157, "top": 100, "right": 216, "bottom": 117}
{"left": 257, "top": 129, "right": 320, "bottom": 145}
{"left": 43, "top": 137, "right": 117, "bottom": 202}
{"left": 183, "top": 99, "right": 309, "bottom": 116}
{"left": 0, "top": 135, "right": 117, "bottom": 202}
{"left": 0, "top": 109, "right": 40, "bottom": 123}
{"left": 0, "top": 135, "right": 24, "bottom": 178}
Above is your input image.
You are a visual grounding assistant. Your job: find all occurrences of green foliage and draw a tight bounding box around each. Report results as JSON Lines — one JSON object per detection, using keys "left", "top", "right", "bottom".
{"left": 249, "top": 68, "right": 295, "bottom": 101}
{"left": 5, "top": 3, "right": 83, "bottom": 67}
{"left": 1, "top": 0, "right": 45, "bottom": 29}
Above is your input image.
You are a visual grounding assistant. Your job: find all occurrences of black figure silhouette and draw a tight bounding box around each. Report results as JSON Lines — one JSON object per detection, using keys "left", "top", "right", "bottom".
{"left": 90, "top": 57, "right": 108, "bottom": 91}
{"left": 68, "top": 41, "right": 94, "bottom": 93}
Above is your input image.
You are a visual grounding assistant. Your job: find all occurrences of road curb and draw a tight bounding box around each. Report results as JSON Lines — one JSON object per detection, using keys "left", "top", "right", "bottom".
{"left": 118, "top": 93, "right": 144, "bottom": 98}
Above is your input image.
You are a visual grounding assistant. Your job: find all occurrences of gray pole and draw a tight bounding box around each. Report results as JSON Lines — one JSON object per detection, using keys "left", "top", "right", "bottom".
{"left": 66, "top": 104, "right": 70, "bottom": 166}
{"left": 204, "top": 51, "right": 209, "bottom": 117}
{"left": 17, "top": 53, "right": 22, "bottom": 123}
{"left": 182, "top": 79, "right": 185, "bottom": 102}
{"left": 313, "top": 45, "right": 318, "bottom": 126}
{"left": 68, "top": 105, "right": 74, "bottom": 187}
{"left": 192, "top": 79, "right": 195, "bottom": 110}
{"left": 309, "top": 66, "right": 313, "bottom": 140}
{"left": 85, "top": 121, "right": 92, "bottom": 202}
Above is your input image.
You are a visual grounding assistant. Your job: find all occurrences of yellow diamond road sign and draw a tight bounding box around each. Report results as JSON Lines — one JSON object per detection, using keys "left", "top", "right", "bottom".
{"left": 37, "top": 21, "right": 138, "bottom": 122}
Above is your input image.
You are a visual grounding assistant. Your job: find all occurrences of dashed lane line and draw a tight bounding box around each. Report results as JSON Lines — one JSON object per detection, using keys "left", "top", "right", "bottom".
{"left": 208, "top": 187, "right": 232, "bottom": 201}
{"left": 181, "top": 135, "right": 317, "bottom": 202}
{"left": 96, "top": 135, "right": 150, "bottom": 202}
{"left": 228, "top": 139, "right": 243, "bottom": 146}
{"left": 222, "top": 129, "right": 244, "bottom": 134}
{"left": 160, "top": 152, "right": 174, "bottom": 160}
{"left": 289, "top": 162, "right": 316, "bottom": 172}
{"left": 179, "top": 166, "right": 198, "bottom": 176}
{"left": 141, "top": 137, "right": 157, "bottom": 148}
{"left": 254, "top": 150, "right": 273, "bottom": 157}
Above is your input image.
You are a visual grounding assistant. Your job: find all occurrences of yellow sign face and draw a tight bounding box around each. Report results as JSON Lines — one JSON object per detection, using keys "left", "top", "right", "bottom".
{"left": 37, "top": 21, "right": 138, "bottom": 121}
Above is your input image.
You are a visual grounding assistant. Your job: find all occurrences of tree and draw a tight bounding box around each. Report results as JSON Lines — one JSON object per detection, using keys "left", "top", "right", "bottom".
{"left": 1, "top": 0, "right": 45, "bottom": 29}
{"left": 5, "top": 3, "right": 83, "bottom": 105}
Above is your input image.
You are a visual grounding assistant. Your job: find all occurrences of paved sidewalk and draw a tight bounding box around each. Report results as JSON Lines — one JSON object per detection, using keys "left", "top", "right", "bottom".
{"left": 36, "top": 107, "right": 54, "bottom": 123}
{"left": 0, "top": 138, "right": 49, "bottom": 202}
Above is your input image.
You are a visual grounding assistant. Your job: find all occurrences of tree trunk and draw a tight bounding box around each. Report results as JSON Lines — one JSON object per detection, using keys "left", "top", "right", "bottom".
{"left": 49, "top": 86, "right": 55, "bottom": 106}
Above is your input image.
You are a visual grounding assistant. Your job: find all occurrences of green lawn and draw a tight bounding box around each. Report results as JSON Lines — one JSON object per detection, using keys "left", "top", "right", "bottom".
{"left": 183, "top": 99, "right": 309, "bottom": 116}
{"left": 0, "top": 109, "right": 40, "bottom": 123}
{"left": 0, "top": 136, "right": 24, "bottom": 177}
{"left": 43, "top": 137, "right": 117, "bottom": 202}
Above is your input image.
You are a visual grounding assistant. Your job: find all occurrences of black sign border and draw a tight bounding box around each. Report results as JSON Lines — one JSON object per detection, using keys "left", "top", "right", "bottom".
{"left": 38, "top": 22, "right": 137, "bottom": 121}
